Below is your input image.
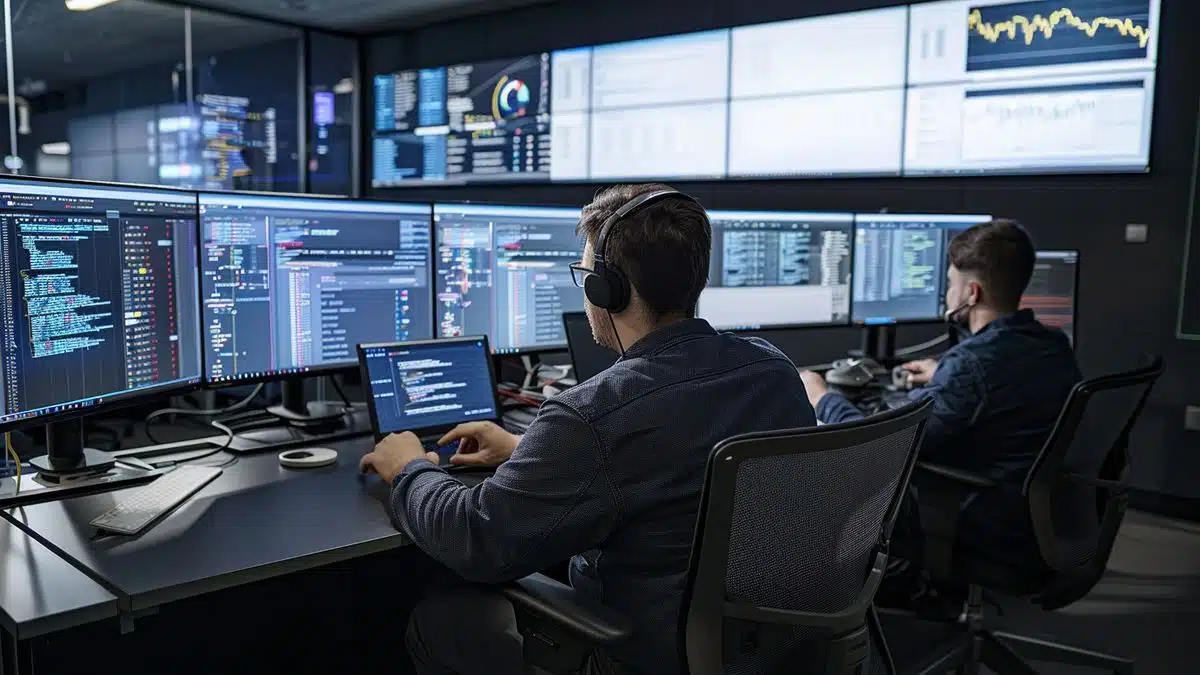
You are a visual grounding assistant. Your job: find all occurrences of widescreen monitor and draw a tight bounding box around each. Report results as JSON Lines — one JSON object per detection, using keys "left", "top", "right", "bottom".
{"left": 851, "top": 213, "right": 992, "bottom": 324}
{"left": 0, "top": 178, "right": 203, "bottom": 430}
{"left": 1023, "top": 250, "right": 1079, "bottom": 345}
{"left": 434, "top": 203, "right": 583, "bottom": 354}
{"left": 902, "top": 0, "right": 1160, "bottom": 175}
{"left": 199, "top": 193, "right": 433, "bottom": 385}
{"left": 699, "top": 210, "right": 853, "bottom": 329}
{"left": 373, "top": 54, "right": 552, "bottom": 187}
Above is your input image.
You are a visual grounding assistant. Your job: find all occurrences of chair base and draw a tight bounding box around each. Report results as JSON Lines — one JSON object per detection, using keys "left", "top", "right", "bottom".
{"left": 912, "top": 629, "right": 1133, "bottom": 675}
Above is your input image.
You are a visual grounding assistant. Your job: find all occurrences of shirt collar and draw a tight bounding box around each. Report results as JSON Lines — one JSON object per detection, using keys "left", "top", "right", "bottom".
{"left": 620, "top": 318, "right": 717, "bottom": 360}
{"left": 973, "top": 308, "right": 1037, "bottom": 337}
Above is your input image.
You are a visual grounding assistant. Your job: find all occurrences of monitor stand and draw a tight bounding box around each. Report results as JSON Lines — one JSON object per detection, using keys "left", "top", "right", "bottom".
{"left": 28, "top": 419, "right": 117, "bottom": 478}
{"left": 236, "top": 375, "right": 368, "bottom": 450}
{"left": 266, "top": 377, "right": 346, "bottom": 427}
{"left": 859, "top": 324, "right": 898, "bottom": 366}
{"left": 2, "top": 419, "right": 157, "bottom": 508}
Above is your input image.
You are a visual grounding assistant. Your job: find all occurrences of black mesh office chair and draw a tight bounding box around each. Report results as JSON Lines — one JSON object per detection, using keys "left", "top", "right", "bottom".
{"left": 908, "top": 355, "right": 1164, "bottom": 675}
{"left": 501, "top": 398, "right": 934, "bottom": 675}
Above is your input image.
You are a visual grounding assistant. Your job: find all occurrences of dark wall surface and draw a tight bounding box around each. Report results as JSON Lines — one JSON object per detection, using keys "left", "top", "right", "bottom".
{"left": 365, "top": 0, "right": 1200, "bottom": 499}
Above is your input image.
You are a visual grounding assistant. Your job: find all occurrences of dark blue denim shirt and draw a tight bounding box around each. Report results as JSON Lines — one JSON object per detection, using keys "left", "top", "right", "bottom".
{"left": 391, "top": 319, "right": 815, "bottom": 675}
{"left": 817, "top": 310, "right": 1081, "bottom": 567}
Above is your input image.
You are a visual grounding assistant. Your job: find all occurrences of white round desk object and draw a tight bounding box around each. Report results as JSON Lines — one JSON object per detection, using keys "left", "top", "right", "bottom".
{"left": 278, "top": 447, "right": 338, "bottom": 469}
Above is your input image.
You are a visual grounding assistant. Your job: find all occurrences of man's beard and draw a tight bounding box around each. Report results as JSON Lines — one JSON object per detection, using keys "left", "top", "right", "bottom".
{"left": 586, "top": 305, "right": 620, "bottom": 352}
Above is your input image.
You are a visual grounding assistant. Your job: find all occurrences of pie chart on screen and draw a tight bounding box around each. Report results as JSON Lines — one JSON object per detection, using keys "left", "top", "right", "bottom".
{"left": 492, "top": 75, "right": 531, "bottom": 120}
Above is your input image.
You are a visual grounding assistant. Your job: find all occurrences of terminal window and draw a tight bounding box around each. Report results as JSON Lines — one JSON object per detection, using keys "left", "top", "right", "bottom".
{"left": 0, "top": 181, "right": 202, "bottom": 426}
{"left": 851, "top": 215, "right": 991, "bottom": 323}
{"left": 362, "top": 340, "right": 498, "bottom": 433}
{"left": 201, "top": 197, "right": 433, "bottom": 383}
{"left": 435, "top": 205, "right": 583, "bottom": 353}
{"left": 699, "top": 212, "right": 852, "bottom": 329}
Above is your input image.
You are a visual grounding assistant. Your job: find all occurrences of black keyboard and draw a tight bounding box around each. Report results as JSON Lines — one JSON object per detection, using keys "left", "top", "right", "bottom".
{"left": 421, "top": 438, "right": 460, "bottom": 456}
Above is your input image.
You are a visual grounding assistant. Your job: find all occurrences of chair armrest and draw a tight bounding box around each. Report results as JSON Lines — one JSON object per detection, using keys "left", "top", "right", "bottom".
{"left": 501, "top": 574, "right": 632, "bottom": 646}
{"left": 916, "top": 462, "right": 996, "bottom": 489}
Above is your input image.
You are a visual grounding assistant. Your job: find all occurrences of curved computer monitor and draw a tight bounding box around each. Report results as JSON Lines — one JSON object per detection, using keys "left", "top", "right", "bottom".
{"left": 699, "top": 210, "right": 853, "bottom": 330}
{"left": 199, "top": 192, "right": 433, "bottom": 385}
{"left": 433, "top": 202, "right": 584, "bottom": 354}
{"left": 0, "top": 177, "right": 203, "bottom": 434}
{"left": 850, "top": 213, "right": 992, "bottom": 324}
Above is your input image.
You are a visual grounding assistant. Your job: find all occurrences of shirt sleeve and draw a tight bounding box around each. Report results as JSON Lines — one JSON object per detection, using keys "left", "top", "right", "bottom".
{"left": 908, "top": 349, "right": 986, "bottom": 464}
{"left": 816, "top": 392, "right": 865, "bottom": 425}
{"left": 389, "top": 402, "right": 619, "bottom": 584}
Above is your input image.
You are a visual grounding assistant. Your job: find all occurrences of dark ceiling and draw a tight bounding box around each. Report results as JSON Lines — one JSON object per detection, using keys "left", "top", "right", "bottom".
{"left": 151, "top": 0, "right": 553, "bottom": 32}
{"left": 0, "top": 0, "right": 553, "bottom": 91}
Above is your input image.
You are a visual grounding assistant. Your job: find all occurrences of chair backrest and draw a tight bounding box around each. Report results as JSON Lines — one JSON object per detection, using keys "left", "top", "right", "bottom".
{"left": 680, "top": 398, "right": 933, "bottom": 675}
{"left": 1024, "top": 355, "right": 1164, "bottom": 579}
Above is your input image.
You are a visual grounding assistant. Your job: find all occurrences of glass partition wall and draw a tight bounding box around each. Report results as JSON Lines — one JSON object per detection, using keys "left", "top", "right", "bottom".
{"left": 0, "top": 0, "right": 358, "bottom": 196}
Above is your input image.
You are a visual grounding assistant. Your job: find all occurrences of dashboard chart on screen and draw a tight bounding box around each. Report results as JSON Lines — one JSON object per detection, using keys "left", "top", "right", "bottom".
{"left": 904, "top": 0, "right": 1159, "bottom": 175}
{"left": 434, "top": 204, "right": 583, "bottom": 353}
{"left": 373, "top": 54, "right": 552, "bottom": 186}
{"left": 699, "top": 211, "right": 853, "bottom": 329}
{"left": 200, "top": 195, "right": 432, "bottom": 384}
{"left": 852, "top": 214, "right": 992, "bottom": 323}
{"left": 371, "top": 0, "right": 1161, "bottom": 187}
{"left": 1022, "top": 250, "right": 1078, "bottom": 344}
{"left": 0, "top": 180, "right": 203, "bottom": 426}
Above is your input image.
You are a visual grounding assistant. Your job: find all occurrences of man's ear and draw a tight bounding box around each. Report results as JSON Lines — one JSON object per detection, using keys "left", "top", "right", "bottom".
{"left": 968, "top": 280, "right": 984, "bottom": 306}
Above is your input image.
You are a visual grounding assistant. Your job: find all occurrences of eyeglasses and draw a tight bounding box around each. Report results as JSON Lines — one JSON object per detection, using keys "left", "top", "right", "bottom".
{"left": 568, "top": 261, "right": 592, "bottom": 288}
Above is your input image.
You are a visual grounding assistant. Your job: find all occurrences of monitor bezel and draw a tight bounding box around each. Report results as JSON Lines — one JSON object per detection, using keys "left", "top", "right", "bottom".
{"left": 357, "top": 335, "right": 503, "bottom": 440}
{"left": 0, "top": 174, "right": 204, "bottom": 434}
{"left": 197, "top": 190, "right": 435, "bottom": 387}
{"left": 432, "top": 200, "right": 584, "bottom": 356}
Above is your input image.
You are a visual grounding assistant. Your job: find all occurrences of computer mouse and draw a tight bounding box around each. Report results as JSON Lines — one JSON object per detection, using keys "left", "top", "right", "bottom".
{"left": 826, "top": 360, "right": 876, "bottom": 388}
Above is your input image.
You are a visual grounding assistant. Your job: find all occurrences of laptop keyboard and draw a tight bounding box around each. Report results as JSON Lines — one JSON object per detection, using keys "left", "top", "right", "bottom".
{"left": 422, "top": 438, "right": 460, "bottom": 458}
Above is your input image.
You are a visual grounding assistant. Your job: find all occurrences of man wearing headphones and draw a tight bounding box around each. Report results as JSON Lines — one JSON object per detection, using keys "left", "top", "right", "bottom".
{"left": 361, "top": 183, "right": 815, "bottom": 675}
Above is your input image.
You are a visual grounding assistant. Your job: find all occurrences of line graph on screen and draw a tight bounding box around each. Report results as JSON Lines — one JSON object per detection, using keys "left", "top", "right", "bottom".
{"left": 966, "top": 0, "right": 1153, "bottom": 70}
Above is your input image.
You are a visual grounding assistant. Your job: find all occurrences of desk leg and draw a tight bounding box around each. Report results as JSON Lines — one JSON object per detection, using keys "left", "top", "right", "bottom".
{"left": 0, "top": 630, "right": 33, "bottom": 675}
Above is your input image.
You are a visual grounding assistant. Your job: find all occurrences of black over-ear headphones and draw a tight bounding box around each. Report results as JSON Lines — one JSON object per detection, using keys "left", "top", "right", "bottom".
{"left": 584, "top": 189, "right": 702, "bottom": 313}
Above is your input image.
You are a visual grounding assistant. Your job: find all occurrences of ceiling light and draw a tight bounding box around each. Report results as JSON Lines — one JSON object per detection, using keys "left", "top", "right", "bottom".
{"left": 65, "top": 0, "right": 121, "bottom": 11}
{"left": 41, "top": 142, "right": 71, "bottom": 156}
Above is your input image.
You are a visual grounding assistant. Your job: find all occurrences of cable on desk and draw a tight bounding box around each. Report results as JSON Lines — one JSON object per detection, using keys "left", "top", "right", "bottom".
{"left": 894, "top": 333, "right": 949, "bottom": 358}
{"left": 144, "top": 384, "right": 265, "bottom": 445}
{"left": 4, "top": 432, "right": 20, "bottom": 494}
{"left": 153, "top": 420, "right": 239, "bottom": 469}
{"left": 496, "top": 384, "right": 544, "bottom": 403}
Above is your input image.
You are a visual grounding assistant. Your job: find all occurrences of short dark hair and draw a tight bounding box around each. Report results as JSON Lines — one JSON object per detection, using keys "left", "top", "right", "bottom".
{"left": 577, "top": 183, "right": 711, "bottom": 318}
{"left": 947, "top": 218, "right": 1035, "bottom": 311}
